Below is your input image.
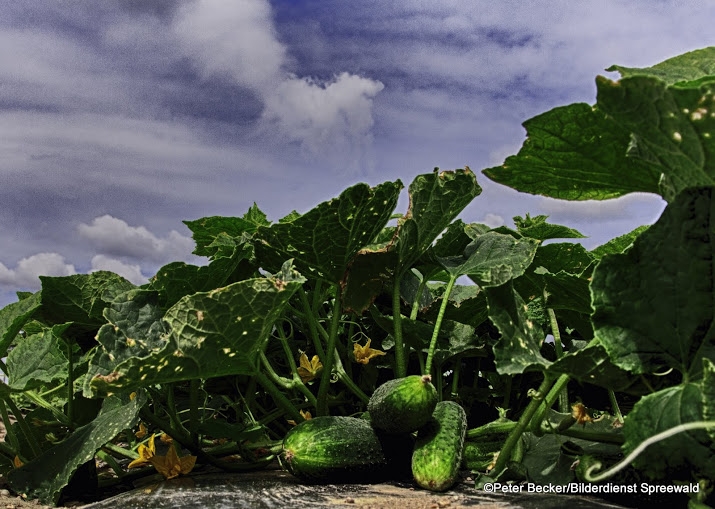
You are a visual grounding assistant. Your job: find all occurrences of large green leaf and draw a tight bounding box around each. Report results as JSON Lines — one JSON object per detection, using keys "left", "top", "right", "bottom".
{"left": 7, "top": 392, "right": 146, "bottom": 506}
{"left": 255, "top": 181, "right": 402, "bottom": 284}
{"left": 592, "top": 187, "right": 715, "bottom": 379}
{"left": 7, "top": 323, "right": 71, "bottom": 391}
{"left": 483, "top": 49, "right": 715, "bottom": 202}
{"left": 395, "top": 169, "right": 481, "bottom": 275}
{"left": 590, "top": 225, "right": 650, "bottom": 259}
{"left": 607, "top": 47, "right": 715, "bottom": 86}
{"left": 0, "top": 291, "right": 41, "bottom": 357}
{"left": 486, "top": 281, "right": 549, "bottom": 374}
{"left": 513, "top": 214, "right": 586, "bottom": 241}
{"left": 547, "top": 339, "right": 638, "bottom": 392}
{"left": 87, "top": 262, "right": 305, "bottom": 396}
{"left": 596, "top": 75, "right": 715, "bottom": 201}
{"left": 436, "top": 232, "right": 538, "bottom": 287}
{"left": 148, "top": 245, "right": 253, "bottom": 310}
{"left": 39, "top": 272, "right": 134, "bottom": 327}
{"left": 702, "top": 358, "right": 715, "bottom": 444}
{"left": 482, "top": 102, "right": 662, "bottom": 200}
{"left": 184, "top": 203, "right": 270, "bottom": 259}
{"left": 622, "top": 383, "right": 715, "bottom": 480}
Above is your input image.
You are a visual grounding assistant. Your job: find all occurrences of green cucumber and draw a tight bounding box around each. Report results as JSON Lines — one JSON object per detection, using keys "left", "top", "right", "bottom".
{"left": 282, "top": 416, "right": 411, "bottom": 483}
{"left": 412, "top": 400, "right": 467, "bottom": 491}
{"left": 368, "top": 375, "right": 438, "bottom": 434}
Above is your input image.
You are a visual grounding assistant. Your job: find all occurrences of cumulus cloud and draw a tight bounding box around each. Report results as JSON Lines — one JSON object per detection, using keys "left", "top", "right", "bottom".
{"left": 481, "top": 213, "right": 505, "bottom": 228}
{"left": 0, "top": 253, "right": 76, "bottom": 289}
{"left": 172, "top": 0, "right": 384, "bottom": 167}
{"left": 90, "top": 255, "right": 147, "bottom": 285}
{"left": 77, "top": 215, "right": 194, "bottom": 263}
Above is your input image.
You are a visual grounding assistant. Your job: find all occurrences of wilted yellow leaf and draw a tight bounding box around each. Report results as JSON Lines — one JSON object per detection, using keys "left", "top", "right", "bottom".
{"left": 353, "top": 339, "right": 386, "bottom": 364}
{"left": 296, "top": 353, "right": 322, "bottom": 382}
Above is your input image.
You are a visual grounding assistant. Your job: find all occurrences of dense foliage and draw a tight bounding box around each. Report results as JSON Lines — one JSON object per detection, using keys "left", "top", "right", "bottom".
{"left": 0, "top": 47, "right": 714, "bottom": 506}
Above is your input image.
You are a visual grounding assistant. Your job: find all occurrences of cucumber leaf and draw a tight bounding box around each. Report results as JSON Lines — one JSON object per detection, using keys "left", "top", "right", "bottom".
{"left": 7, "top": 392, "right": 146, "bottom": 506}
{"left": 606, "top": 47, "right": 715, "bottom": 85}
{"left": 395, "top": 168, "right": 481, "bottom": 276}
{"left": 0, "top": 291, "right": 41, "bottom": 357}
{"left": 592, "top": 186, "right": 715, "bottom": 379}
{"left": 7, "top": 323, "right": 71, "bottom": 391}
{"left": 622, "top": 383, "right": 715, "bottom": 480}
{"left": 255, "top": 181, "right": 402, "bottom": 284}
{"left": 486, "top": 281, "right": 549, "bottom": 374}
{"left": 87, "top": 262, "right": 305, "bottom": 396}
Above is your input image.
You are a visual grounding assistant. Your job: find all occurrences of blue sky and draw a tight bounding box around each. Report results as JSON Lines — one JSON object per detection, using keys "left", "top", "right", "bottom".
{"left": 1, "top": 0, "right": 713, "bottom": 308}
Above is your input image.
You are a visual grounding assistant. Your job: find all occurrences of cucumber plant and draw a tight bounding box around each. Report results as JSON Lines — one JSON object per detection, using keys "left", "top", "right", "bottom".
{"left": 0, "top": 46, "right": 714, "bottom": 507}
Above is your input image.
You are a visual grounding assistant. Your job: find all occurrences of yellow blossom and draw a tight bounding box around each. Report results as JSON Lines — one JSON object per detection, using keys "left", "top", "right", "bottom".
{"left": 13, "top": 456, "right": 23, "bottom": 468}
{"left": 160, "top": 433, "right": 173, "bottom": 444}
{"left": 128, "top": 434, "right": 156, "bottom": 469}
{"left": 296, "top": 353, "right": 322, "bottom": 382}
{"left": 353, "top": 339, "right": 386, "bottom": 364}
{"left": 135, "top": 422, "right": 148, "bottom": 439}
{"left": 287, "top": 409, "right": 313, "bottom": 426}
{"left": 149, "top": 445, "right": 197, "bottom": 480}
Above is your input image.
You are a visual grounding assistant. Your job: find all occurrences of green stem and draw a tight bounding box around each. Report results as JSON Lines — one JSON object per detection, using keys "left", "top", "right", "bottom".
{"left": 189, "top": 379, "right": 200, "bottom": 447}
{"left": 0, "top": 359, "right": 8, "bottom": 378}
{"left": 424, "top": 274, "right": 457, "bottom": 376}
{"left": 3, "top": 397, "right": 42, "bottom": 459}
{"left": 139, "top": 407, "right": 274, "bottom": 472}
{"left": 582, "top": 421, "right": 715, "bottom": 482}
{"left": 260, "top": 352, "right": 318, "bottom": 408}
{"left": 65, "top": 337, "right": 74, "bottom": 425}
{"left": 546, "top": 302, "right": 568, "bottom": 413}
{"left": 299, "top": 288, "right": 327, "bottom": 360}
{"left": 409, "top": 271, "right": 427, "bottom": 320}
{"left": 491, "top": 376, "right": 553, "bottom": 476}
{"left": 316, "top": 286, "right": 343, "bottom": 416}
{"left": 450, "top": 357, "right": 461, "bottom": 399}
{"left": 23, "top": 390, "right": 71, "bottom": 426}
{"left": 531, "top": 374, "right": 570, "bottom": 431}
{"left": 96, "top": 449, "right": 126, "bottom": 477}
{"left": 608, "top": 390, "right": 624, "bottom": 424}
{"left": 539, "top": 420, "right": 625, "bottom": 445}
{"left": 103, "top": 442, "right": 139, "bottom": 460}
{"left": 165, "top": 384, "right": 188, "bottom": 436}
{"left": 333, "top": 356, "right": 369, "bottom": 404}
{"left": 393, "top": 273, "right": 407, "bottom": 378}
{"left": 254, "top": 371, "right": 303, "bottom": 423}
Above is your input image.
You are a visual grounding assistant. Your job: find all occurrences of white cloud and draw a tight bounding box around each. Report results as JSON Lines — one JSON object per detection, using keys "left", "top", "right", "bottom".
{"left": 172, "top": 0, "right": 385, "bottom": 167}
{"left": 0, "top": 253, "right": 76, "bottom": 289}
{"left": 261, "top": 73, "right": 384, "bottom": 168}
{"left": 481, "top": 213, "right": 505, "bottom": 228}
{"left": 77, "top": 215, "right": 194, "bottom": 263}
{"left": 90, "top": 255, "right": 147, "bottom": 285}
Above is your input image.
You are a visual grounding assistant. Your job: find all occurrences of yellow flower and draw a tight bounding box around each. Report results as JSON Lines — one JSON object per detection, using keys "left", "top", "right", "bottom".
{"left": 128, "top": 434, "right": 156, "bottom": 469}
{"left": 149, "top": 445, "right": 197, "bottom": 480}
{"left": 353, "top": 339, "right": 386, "bottom": 364}
{"left": 135, "top": 422, "right": 148, "bottom": 439}
{"left": 296, "top": 353, "right": 322, "bottom": 382}
{"left": 13, "top": 456, "right": 23, "bottom": 468}
{"left": 287, "top": 409, "right": 313, "bottom": 426}
{"left": 159, "top": 433, "right": 173, "bottom": 444}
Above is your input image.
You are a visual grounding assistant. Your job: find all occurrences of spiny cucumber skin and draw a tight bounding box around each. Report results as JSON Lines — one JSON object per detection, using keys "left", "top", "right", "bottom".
{"left": 282, "top": 416, "right": 390, "bottom": 483}
{"left": 367, "top": 375, "right": 438, "bottom": 434}
{"left": 412, "top": 401, "right": 467, "bottom": 492}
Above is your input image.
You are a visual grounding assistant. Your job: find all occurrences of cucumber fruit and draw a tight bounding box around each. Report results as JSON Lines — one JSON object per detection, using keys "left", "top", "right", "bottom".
{"left": 367, "top": 375, "right": 438, "bottom": 434}
{"left": 282, "top": 416, "right": 411, "bottom": 483}
{"left": 412, "top": 400, "right": 467, "bottom": 491}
